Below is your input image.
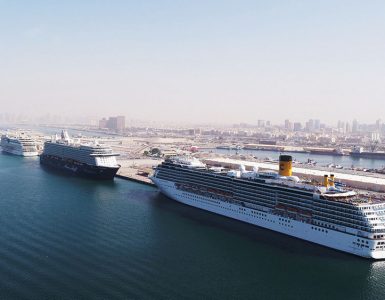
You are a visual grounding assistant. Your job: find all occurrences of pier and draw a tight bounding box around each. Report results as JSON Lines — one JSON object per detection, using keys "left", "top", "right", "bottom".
{"left": 115, "top": 158, "right": 159, "bottom": 186}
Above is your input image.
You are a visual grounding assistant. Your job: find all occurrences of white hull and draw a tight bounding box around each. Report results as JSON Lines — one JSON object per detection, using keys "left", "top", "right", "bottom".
{"left": 1, "top": 147, "right": 38, "bottom": 157}
{"left": 152, "top": 177, "right": 385, "bottom": 259}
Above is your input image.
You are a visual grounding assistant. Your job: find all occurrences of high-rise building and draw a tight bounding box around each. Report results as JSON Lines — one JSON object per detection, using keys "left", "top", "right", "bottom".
{"left": 115, "top": 116, "right": 125, "bottom": 131}
{"left": 314, "top": 119, "right": 321, "bottom": 130}
{"left": 257, "top": 120, "right": 265, "bottom": 128}
{"left": 345, "top": 122, "right": 351, "bottom": 133}
{"left": 285, "top": 119, "right": 294, "bottom": 131}
{"left": 99, "top": 116, "right": 125, "bottom": 132}
{"left": 293, "top": 122, "right": 302, "bottom": 131}
{"left": 284, "top": 119, "right": 290, "bottom": 129}
{"left": 305, "top": 119, "right": 314, "bottom": 132}
{"left": 337, "top": 121, "right": 345, "bottom": 133}
{"left": 99, "top": 118, "right": 108, "bottom": 129}
{"left": 352, "top": 119, "right": 358, "bottom": 133}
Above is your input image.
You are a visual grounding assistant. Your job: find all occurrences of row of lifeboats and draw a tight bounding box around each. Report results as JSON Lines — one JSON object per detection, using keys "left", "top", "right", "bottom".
{"left": 275, "top": 203, "right": 313, "bottom": 217}
{"left": 176, "top": 183, "right": 233, "bottom": 198}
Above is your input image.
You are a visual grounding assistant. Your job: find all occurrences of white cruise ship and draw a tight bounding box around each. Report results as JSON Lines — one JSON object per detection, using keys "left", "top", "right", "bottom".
{"left": 151, "top": 155, "right": 385, "bottom": 259}
{"left": 40, "top": 130, "right": 120, "bottom": 179}
{"left": 1, "top": 133, "right": 39, "bottom": 156}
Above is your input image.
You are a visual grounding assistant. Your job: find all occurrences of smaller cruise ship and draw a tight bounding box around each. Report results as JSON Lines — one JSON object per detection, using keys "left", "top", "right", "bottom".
{"left": 1, "top": 133, "right": 39, "bottom": 156}
{"left": 40, "top": 130, "right": 120, "bottom": 179}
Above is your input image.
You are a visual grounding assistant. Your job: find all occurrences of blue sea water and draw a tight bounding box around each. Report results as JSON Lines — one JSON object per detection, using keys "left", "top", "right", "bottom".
{"left": 0, "top": 154, "right": 385, "bottom": 299}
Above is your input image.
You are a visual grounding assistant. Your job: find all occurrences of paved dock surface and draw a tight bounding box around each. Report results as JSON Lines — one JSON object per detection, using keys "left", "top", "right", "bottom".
{"left": 116, "top": 158, "right": 161, "bottom": 186}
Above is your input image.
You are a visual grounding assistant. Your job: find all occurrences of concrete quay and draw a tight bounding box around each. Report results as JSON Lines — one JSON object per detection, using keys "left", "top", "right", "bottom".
{"left": 116, "top": 158, "right": 161, "bottom": 186}
{"left": 116, "top": 173, "right": 154, "bottom": 186}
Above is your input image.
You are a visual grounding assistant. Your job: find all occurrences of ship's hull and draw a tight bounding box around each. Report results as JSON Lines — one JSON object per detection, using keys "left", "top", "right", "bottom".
{"left": 309, "top": 151, "right": 344, "bottom": 156}
{"left": 351, "top": 152, "right": 385, "bottom": 160}
{"left": 1, "top": 146, "right": 38, "bottom": 157}
{"left": 152, "top": 177, "right": 385, "bottom": 259}
{"left": 40, "top": 154, "right": 120, "bottom": 180}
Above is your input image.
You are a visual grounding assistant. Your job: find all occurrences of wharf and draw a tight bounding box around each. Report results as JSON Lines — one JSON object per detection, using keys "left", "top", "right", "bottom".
{"left": 115, "top": 158, "right": 161, "bottom": 186}
{"left": 116, "top": 173, "right": 154, "bottom": 186}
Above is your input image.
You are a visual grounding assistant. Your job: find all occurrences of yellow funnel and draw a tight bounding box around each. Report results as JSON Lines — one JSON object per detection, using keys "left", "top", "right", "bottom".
{"left": 279, "top": 155, "right": 292, "bottom": 176}
{"left": 323, "top": 175, "right": 329, "bottom": 187}
{"left": 330, "top": 174, "right": 335, "bottom": 187}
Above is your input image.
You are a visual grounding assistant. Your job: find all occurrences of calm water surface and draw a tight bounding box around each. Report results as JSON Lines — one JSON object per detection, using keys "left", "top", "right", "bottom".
{"left": 1, "top": 154, "right": 385, "bottom": 299}
{"left": 214, "top": 148, "right": 385, "bottom": 169}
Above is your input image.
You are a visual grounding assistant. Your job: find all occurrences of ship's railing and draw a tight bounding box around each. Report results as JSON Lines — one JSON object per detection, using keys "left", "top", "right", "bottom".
{"left": 357, "top": 194, "right": 385, "bottom": 205}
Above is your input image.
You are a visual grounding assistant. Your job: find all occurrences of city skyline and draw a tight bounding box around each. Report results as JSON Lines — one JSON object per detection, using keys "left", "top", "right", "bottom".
{"left": 1, "top": 1, "right": 385, "bottom": 123}
{"left": 2, "top": 111, "right": 385, "bottom": 134}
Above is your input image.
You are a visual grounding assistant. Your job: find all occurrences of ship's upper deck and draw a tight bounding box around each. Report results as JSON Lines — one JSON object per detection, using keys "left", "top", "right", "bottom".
{"left": 1, "top": 134, "right": 37, "bottom": 145}
{"left": 45, "top": 130, "right": 119, "bottom": 157}
{"left": 45, "top": 141, "right": 119, "bottom": 156}
{"left": 161, "top": 157, "right": 385, "bottom": 207}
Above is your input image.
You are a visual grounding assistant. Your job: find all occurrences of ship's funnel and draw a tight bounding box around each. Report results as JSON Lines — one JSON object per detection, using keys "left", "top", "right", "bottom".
{"left": 61, "top": 130, "right": 71, "bottom": 143}
{"left": 330, "top": 174, "right": 335, "bottom": 187}
{"left": 323, "top": 175, "right": 329, "bottom": 187}
{"left": 279, "top": 155, "right": 292, "bottom": 176}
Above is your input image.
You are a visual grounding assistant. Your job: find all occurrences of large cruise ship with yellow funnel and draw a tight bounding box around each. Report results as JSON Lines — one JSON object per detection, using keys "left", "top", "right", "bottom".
{"left": 151, "top": 155, "right": 385, "bottom": 259}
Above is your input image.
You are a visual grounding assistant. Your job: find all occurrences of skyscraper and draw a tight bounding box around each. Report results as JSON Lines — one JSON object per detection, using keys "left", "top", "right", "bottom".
{"left": 345, "top": 122, "right": 351, "bottom": 133}
{"left": 314, "top": 119, "right": 321, "bottom": 130}
{"left": 305, "top": 119, "right": 314, "bottom": 132}
{"left": 284, "top": 119, "right": 293, "bottom": 131}
{"left": 99, "top": 116, "right": 125, "bottom": 132}
{"left": 352, "top": 119, "right": 358, "bottom": 133}
{"left": 257, "top": 120, "right": 265, "bottom": 128}
{"left": 293, "top": 122, "right": 302, "bottom": 131}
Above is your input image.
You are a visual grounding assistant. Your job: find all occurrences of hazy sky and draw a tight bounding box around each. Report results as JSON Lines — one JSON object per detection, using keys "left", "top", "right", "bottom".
{"left": 1, "top": 0, "right": 384, "bottom": 124}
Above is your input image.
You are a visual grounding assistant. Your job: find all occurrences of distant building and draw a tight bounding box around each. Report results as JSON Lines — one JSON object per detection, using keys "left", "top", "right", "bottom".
{"left": 257, "top": 120, "right": 265, "bottom": 128}
{"left": 337, "top": 120, "right": 345, "bottom": 133}
{"left": 305, "top": 119, "right": 314, "bottom": 132}
{"left": 345, "top": 122, "right": 351, "bottom": 133}
{"left": 259, "top": 140, "right": 277, "bottom": 145}
{"left": 371, "top": 132, "right": 381, "bottom": 142}
{"left": 318, "top": 136, "right": 334, "bottom": 144}
{"left": 284, "top": 119, "right": 293, "bottom": 131}
{"left": 293, "top": 122, "right": 302, "bottom": 131}
{"left": 314, "top": 119, "right": 321, "bottom": 130}
{"left": 346, "top": 136, "right": 362, "bottom": 143}
{"left": 99, "top": 115, "right": 125, "bottom": 132}
{"left": 352, "top": 119, "right": 358, "bottom": 133}
{"left": 115, "top": 116, "right": 125, "bottom": 131}
{"left": 99, "top": 118, "right": 108, "bottom": 129}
